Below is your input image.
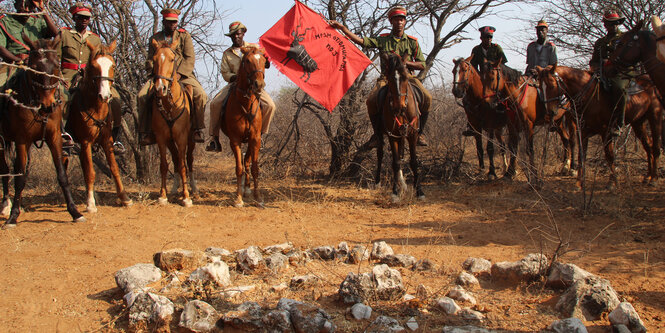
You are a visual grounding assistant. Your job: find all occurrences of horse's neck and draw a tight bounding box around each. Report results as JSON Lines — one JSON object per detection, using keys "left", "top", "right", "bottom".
{"left": 559, "top": 68, "right": 594, "bottom": 96}
{"left": 642, "top": 45, "right": 665, "bottom": 95}
{"left": 503, "top": 77, "right": 523, "bottom": 102}
{"left": 467, "top": 70, "right": 484, "bottom": 102}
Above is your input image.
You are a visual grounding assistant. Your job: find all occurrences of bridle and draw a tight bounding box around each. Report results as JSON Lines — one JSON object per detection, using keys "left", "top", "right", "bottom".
{"left": 153, "top": 47, "right": 178, "bottom": 97}
{"left": 153, "top": 46, "right": 187, "bottom": 127}
{"left": 383, "top": 53, "right": 417, "bottom": 138}
{"left": 28, "top": 48, "right": 61, "bottom": 90}
{"left": 452, "top": 59, "right": 470, "bottom": 100}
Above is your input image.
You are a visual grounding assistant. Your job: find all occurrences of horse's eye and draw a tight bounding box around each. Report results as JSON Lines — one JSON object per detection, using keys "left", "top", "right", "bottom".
{"left": 633, "top": 35, "right": 639, "bottom": 41}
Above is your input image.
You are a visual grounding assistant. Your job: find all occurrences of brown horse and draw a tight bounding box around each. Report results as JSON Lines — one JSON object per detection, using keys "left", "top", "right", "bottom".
{"left": 66, "top": 40, "right": 132, "bottom": 212}
{"left": 452, "top": 57, "right": 507, "bottom": 180}
{"left": 150, "top": 38, "right": 196, "bottom": 207}
{"left": 374, "top": 51, "right": 424, "bottom": 202}
{"left": 0, "top": 36, "right": 84, "bottom": 228}
{"left": 481, "top": 61, "right": 577, "bottom": 183}
{"left": 221, "top": 46, "right": 265, "bottom": 207}
{"left": 537, "top": 65, "right": 663, "bottom": 188}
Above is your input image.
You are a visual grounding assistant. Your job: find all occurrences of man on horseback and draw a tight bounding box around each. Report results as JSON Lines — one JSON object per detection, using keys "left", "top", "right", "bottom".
{"left": 137, "top": 8, "right": 208, "bottom": 145}
{"left": 525, "top": 20, "right": 557, "bottom": 76}
{"left": 464, "top": 26, "right": 507, "bottom": 136}
{"left": 329, "top": 5, "right": 432, "bottom": 147}
{"left": 589, "top": 10, "right": 632, "bottom": 137}
{"left": 57, "top": 2, "right": 125, "bottom": 154}
{"left": 205, "top": 21, "right": 276, "bottom": 153}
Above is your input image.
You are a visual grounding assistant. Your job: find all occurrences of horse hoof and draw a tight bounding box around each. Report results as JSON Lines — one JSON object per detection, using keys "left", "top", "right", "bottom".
{"left": 182, "top": 198, "right": 193, "bottom": 207}
{"left": 73, "top": 216, "right": 86, "bottom": 223}
{"left": 390, "top": 194, "right": 400, "bottom": 203}
{"left": 1, "top": 203, "right": 12, "bottom": 217}
{"left": 158, "top": 197, "right": 168, "bottom": 206}
{"left": 86, "top": 206, "right": 98, "bottom": 213}
{"left": 122, "top": 200, "right": 134, "bottom": 207}
{"left": 417, "top": 195, "right": 426, "bottom": 201}
{"left": 234, "top": 201, "right": 244, "bottom": 208}
{"left": 1, "top": 222, "right": 16, "bottom": 230}
{"left": 487, "top": 174, "right": 497, "bottom": 181}
{"left": 244, "top": 188, "right": 252, "bottom": 197}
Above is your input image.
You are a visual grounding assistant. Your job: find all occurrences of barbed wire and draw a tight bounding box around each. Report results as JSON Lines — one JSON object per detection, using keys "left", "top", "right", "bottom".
{"left": 0, "top": 61, "right": 66, "bottom": 82}
{"left": 0, "top": 11, "right": 46, "bottom": 16}
{"left": 0, "top": 91, "right": 43, "bottom": 111}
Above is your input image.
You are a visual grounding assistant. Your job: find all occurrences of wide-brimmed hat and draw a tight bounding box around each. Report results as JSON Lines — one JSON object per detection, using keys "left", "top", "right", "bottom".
{"left": 225, "top": 21, "right": 247, "bottom": 37}
{"left": 535, "top": 19, "right": 548, "bottom": 29}
{"left": 602, "top": 11, "right": 625, "bottom": 25}
{"left": 479, "top": 26, "right": 496, "bottom": 37}
{"left": 161, "top": 8, "right": 180, "bottom": 21}
{"left": 69, "top": 2, "right": 92, "bottom": 17}
{"left": 388, "top": 6, "right": 407, "bottom": 20}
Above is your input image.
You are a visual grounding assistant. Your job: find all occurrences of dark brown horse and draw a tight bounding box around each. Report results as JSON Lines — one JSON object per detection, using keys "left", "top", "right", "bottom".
{"left": 537, "top": 65, "right": 663, "bottom": 188}
{"left": 221, "top": 46, "right": 265, "bottom": 207}
{"left": 0, "top": 36, "right": 84, "bottom": 228}
{"left": 66, "top": 40, "right": 132, "bottom": 212}
{"left": 452, "top": 57, "right": 507, "bottom": 180}
{"left": 481, "top": 61, "right": 577, "bottom": 183}
{"left": 374, "top": 51, "right": 424, "bottom": 202}
{"left": 151, "top": 38, "right": 195, "bottom": 207}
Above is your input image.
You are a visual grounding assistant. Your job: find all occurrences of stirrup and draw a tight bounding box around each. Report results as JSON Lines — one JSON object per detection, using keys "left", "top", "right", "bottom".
{"left": 62, "top": 132, "right": 75, "bottom": 148}
{"left": 113, "top": 141, "right": 126, "bottom": 155}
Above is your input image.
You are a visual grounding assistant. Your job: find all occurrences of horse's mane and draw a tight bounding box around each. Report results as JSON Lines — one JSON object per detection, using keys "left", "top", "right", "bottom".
{"left": 499, "top": 64, "right": 522, "bottom": 84}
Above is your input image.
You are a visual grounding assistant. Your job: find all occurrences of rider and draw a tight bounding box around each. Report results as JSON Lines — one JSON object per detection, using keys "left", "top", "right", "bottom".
{"left": 205, "top": 21, "right": 276, "bottom": 152}
{"left": 589, "top": 10, "right": 631, "bottom": 137}
{"left": 329, "top": 5, "right": 432, "bottom": 147}
{"left": 464, "top": 26, "right": 507, "bottom": 136}
{"left": 525, "top": 20, "right": 557, "bottom": 76}
{"left": 137, "top": 8, "right": 208, "bottom": 145}
{"left": 57, "top": 2, "right": 125, "bottom": 154}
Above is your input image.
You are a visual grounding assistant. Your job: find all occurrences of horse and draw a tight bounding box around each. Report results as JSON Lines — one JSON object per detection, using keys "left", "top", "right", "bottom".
{"left": 481, "top": 60, "right": 578, "bottom": 183}
{"left": 221, "top": 46, "right": 266, "bottom": 207}
{"left": 452, "top": 57, "right": 507, "bottom": 180}
{"left": 65, "top": 40, "right": 132, "bottom": 213}
{"left": 536, "top": 65, "right": 663, "bottom": 188}
{"left": 374, "top": 51, "right": 424, "bottom": 202}
{"left": 0, "top": 35, "right": 84, "bottom": 229}
{"left": 150, "top": 38, "right": 196, "bottom": 207}
{"left": 651, "top": 16, "right": 665, "bottom": 63}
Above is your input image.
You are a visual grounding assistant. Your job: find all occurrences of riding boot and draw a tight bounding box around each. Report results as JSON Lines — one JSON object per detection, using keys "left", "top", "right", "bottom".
{"left": 192, "top": 105, "right": 205, "bottom": 143}
{"left": 111, "top": 127, "right": 126, "bottom": 155}
{"left": 138, "top": 107, "right": 156, "bottom": 146}
{"left": 610, "top": 94, "right": 627, "bottom": 138}
{"left": 417, "top": 111, "right": 429, "bottom": 146}
{"left": 366, "top": 112, "right": 382, "bottom": 149}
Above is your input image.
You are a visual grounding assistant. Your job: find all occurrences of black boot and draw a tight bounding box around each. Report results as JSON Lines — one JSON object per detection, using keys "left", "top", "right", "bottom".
{"left": 417, "top": 111, "right": 429, "bottom": 146}
{"left": 366, "top": 112, "right": 382, "bottom": 148}
{"left": 111, "top": 127, "right": 126, "bottom": 155}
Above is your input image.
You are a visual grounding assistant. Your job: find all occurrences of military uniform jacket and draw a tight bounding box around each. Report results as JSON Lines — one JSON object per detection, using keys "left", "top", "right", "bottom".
{"left": 57, "top": 27, "right": 101, "bottom": 82}
{"left": 470, "top": 43, "right": 507, "bottom": 72}
{"left": 363, "top": 33, "right": 426, "bottom": 69}
{"left": 525, "top": 39, "right": 557, "bottom": 73}
{"left": 145, "top": 28, "right": 195, "bottom": 79}
{"left": 0, "top": 14, "right": 49, "bottom": 58}
{"left": 589, "top": 31, "right": 624, "bottom": 69}
{"left": 220, "top": 41, "right": 259, "bottom": 83}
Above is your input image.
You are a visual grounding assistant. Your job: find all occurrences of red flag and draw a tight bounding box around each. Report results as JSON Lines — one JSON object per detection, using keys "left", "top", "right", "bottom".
{"left": 260, "top": 1, "right": 372, "bottom": 112}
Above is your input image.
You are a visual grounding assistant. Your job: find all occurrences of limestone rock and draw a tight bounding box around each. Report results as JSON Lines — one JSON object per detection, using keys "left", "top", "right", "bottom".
{"left": 415, "top": 284, "right": 430, "bottom": 300}
{"left": 373, "top": 264, "right": 405, "bottom": 301}
{"left": 491, "top": 253, "right": 547, "bottom": 283}
{"left": 153, "top": 248, "right": 205, "bottom": 272}
{"left": 437, "top": 297, "right": 461, "bottom": 315}
{"left": 556, "top": 276, "right": 620, "bottom": 321}
{"left": 179, "top": 300, "right": 219, "bottom": 333}
{"left": 128, "top": 292, "right": 174, "bottom": 328}
{"left": 447, "top": 285, "right": 476, "bottom": 305}
{"left": 290, "top": 274, "right": 320, "bottom": 290}
{"left": 288, "top": 301, "right": 336, "bottom": 333}
{"left": 608, "top": 302, "right": 646, "bottom": 333}
{"left": 204, "top": 247, "right": 232, "bottom": 261}
{"left": 263, "top": 242, "right": 294, "bottom": 255}
{"left": 338, "top": 272, "right": 374, "bottom": 304}
{"left": 459, "top": 308, "right": 484, "bottom": 321}
{"left": 237, "top": 246, "right": 264, "bottom": 273}
{"left": 350, "top": 303, "right": 372, "bottom": 320}
{"left": 546, "top": 262, "right": 594, "bottom": 289}
{"left": 335, "top": 242, "right": 350, "bottom": 260}
{"left": 412, "top": 258, "right": 435, "bottom": 271}
{"left": 271, "top": 283, "right": 289, "bottom": 292}
{"left": 266, "top": 253, "right": 289, "bottom": 272}
{"left": 222, "top": 301, "right": 265, "bottom": 331}
{"left": 462, "top": 257, "right": 492, "bottom": 277}
{"left": 456, "top": 271, "right": 480, "bottom": 288}
{"left": 188, "top": 261, "right": 231, "bottom": 287}
{"left": 286, "top": 249, "right": 310, "bottom": 266}
{"left": 371, "top": 241, "right": 394, "bottom": 260}
{"left": 366, "top": 315, "right": 405, "bottom": 332}
{"left": 347, "top": 245, "right": 370, "bottom": 264}
{"left": 220, "top": 285, "right": 255, "bottom": 298}
{"left": 115, "top": 263, "right": 162, "bottom": 293}
{"left": 548, "top": 317, "right": 588, "bottom": 333}
{"left": 311, "top": 246, "right": 335, "bottom": 260}
{"left": 381, "top": 254, "right": 417, "bottom": 268}
{"left": 405, "top": 317, "right": 418, "bottom": 331}
{"left": 442, "top": 326, "right": 496, "bottom": 333}
{"left": 263, "top": 309, "right": 294, "bottom": 333}
{"left": 613, "top": 324, "right": 632, "bottom": 333}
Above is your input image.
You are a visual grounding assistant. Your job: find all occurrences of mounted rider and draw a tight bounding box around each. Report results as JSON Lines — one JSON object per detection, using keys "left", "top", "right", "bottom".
{"left": 137, "top": 8, "right": 208, "bottom": 145}
{"left": 329, "top": 5, "right": 432, "bottom": 147}
{"left": 589, "top": 10, "right": 633, "bottom": 138}
{"left": 205, "top": 21, "right": 276, "bottom": 152}
{"left": 464, "top": 26, "right": 507, "bottom": 136}
{"left": 525, "top": 20, "right": 557, "bottom": 76}
{"left": 57, "top": 2, "right": 125, "bottom": 154}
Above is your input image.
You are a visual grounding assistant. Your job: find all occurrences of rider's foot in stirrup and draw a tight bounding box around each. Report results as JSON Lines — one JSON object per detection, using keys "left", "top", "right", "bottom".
{"left": 609, "top": 126, "right": 622, "bottom": 138}
{"left": 113, "top": 141, "right": 126, "bottom": 155}
{"left": 62, "top": 132, "right": 75, "bottom": 149}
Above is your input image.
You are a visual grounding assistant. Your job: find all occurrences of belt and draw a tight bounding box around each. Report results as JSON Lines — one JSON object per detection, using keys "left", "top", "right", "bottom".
{"left": 62, "top": 62, "right": 86, "bottom": 70}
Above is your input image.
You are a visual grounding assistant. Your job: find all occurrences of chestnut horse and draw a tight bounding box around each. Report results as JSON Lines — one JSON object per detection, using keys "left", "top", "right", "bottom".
{"left": 150, "top": 38, "right": 196, "bottom": 207}
{"left": 66, "top": 40, "right": 132, "bottom": 212}
{"left": 481, "top": 61, "right": 577, "bottom": 183}
{"left": 452, "top": 57, "right": 507, "bottom": 180}
{"left": 537, "top": 65, "right": 663, "bottom": 188}
{"left": 374, "top": 51, "right": 424, "bottom": 202}
{"left": 221, "top": 46, "right": 265, "bottom": 207}
{"left": 0, "top": 36, "right": 84, "bottom": 228}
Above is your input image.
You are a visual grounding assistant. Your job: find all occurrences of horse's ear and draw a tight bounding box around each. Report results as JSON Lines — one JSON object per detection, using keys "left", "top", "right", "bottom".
{"left": 108, "top": 40, "right": 117, "bottom": 54}
{"left": 653, "top": 16, "right": 663, "bottom": 29}
{"left": 464, "top": 55, "right": 472, "bottom": 63}
{"left": 169, "top": 36, "right": 179, "bottom": 50}
{"left": 635, "top": 20, "right": 645, "bottom": 31}
{"left": 151, "top": 38, "right": 160, "bottom": 50}
{"left": 22, "top": 33, "right": 37, "bottom": 50}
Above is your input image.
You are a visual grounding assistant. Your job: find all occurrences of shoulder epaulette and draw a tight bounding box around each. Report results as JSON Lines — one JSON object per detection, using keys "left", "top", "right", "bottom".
{"left": 90, "top": 31, "right": 99, "bottom": 37}
{"left": 548, "top": 41, "right": 555, "bottom": 46}
{"left": 178, "top": 28, "right": 186, "bottom": 33}
{"left": 407, "top": 35, "right": 418, "bottom": 41}
{"left": 379, "top": 33, "right": 390, "bottom": 37}
{"left": 62, "top": 27, "right": 72, "bottom": 30}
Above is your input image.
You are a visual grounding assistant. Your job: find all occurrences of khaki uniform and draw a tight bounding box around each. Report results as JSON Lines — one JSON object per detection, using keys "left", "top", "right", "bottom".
{"left": 208, "top": 41, "right": 276, "bottom": 136}
{"left": 362, "top": 33, "right": 432, "bottom": 118}
{"left": 138, "top": 28, "right": 208, "bottom": 135}
{"left": 590, "top": 31, "right": 632, "bottom": 127}
{"left": 525, "top": 39, "right": 557, "bottom": 74}
{"left": 0, "top": 14, "right": 49, "bottom": 88}
{"left": 470, "top": 43, "right": 507, "bottom": 72}
{"left": 56, "top": 27, "right": 122, "bottom": 127}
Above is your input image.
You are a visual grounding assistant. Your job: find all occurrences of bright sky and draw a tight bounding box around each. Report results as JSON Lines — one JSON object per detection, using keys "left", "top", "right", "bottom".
{"left": 221, "top": 1, "right": 539, "bottom": 93}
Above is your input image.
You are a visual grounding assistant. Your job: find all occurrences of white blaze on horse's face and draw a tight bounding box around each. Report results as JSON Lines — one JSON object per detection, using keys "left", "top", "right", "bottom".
{"left": 253, "top": 54, "right": 261, "bottom": 61}
{"left": 96, "top": 56, "right": 113, "bottom": 101}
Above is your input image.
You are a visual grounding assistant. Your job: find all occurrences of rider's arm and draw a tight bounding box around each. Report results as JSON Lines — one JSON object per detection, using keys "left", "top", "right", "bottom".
{"left": 220, "top": 50, "right": 236, "bottom": 83}
{"left": 145, "top": 36, "right": 156, "bottom": 74}
{"left": 0, "top": 45, "right": 21, "bottom": 63}
{"left": 31, "top": 0, "right": 57, "bottom": 38}
{"left": 406, "top": 38, "right": 425, "bottom": 71}
{"left": 328, "top": 20, "right": 364, "bottom": 46}
{"left": 179, "top": 31, "right": 196, "bottom": 77}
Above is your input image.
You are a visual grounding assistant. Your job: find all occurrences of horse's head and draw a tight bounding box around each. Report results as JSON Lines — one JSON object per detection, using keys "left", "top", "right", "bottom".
{"left": 23, "top": 34, "right": 61, "bottom": 108}
{"left": 607, "top": 20, "right": 649, "bottom": 76}
{"left": 535, "top": 64, "right": 565, "bottom": 116}
{"left": 452, "top": 56, "right": 472, "bottom": 98}
{"left": 237, "top": 46, "right": 266, "bottom": 95}
{"left": 652, "top": 16, "right": 665, "bottom": 63}
{"left": 380, "top": 51, "right": 410, "bottom": 110}
{"left": 480, "top": 59, "right": 503, "bottom": 108}
{"left": 151, "top": 38, "right": 179, "bottom": 98}
{"left": 85, "top": 40, "right": 117, "bottom": 102}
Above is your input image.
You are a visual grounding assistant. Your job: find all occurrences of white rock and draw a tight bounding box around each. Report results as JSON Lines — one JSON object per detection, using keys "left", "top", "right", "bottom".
{"left": 608, "top": 302, "right": 646, "bottom": 333}
{"left": 447, "top": 285, "right": 476, "bottom": 305}
{"left": 462, "top": 257, "right": 492, "bottom": 277}
{"left": 115, "top": 263, "right": 162, "bottom": 293}
{"left": 442, "top": 326, "right": 496, "bottom": 333}
{"left": 350, "top": 303, "right": 372, "bottom": 320}
{"left": 371, "top": 241, "right": 395, "bottom": 260}
{"left": 128, "top": 292, "right": 174, "bottom": 325}
{"left": 188, "top": 261, "right": 231, "bottom": 287}
{"left": 437, "top": 297, "right": 461, "bottom": 315}
{"left": 366, "top": 315, "right": 405, "bottom": 332}
{"left": 548, "top": 317, "right": 588, "bottom": 333}
{"left": 221, "top": 285, "right": 255, "bottom": 298}
{"left": 373, "top": 264, "right": 406, "bottom": 300}
{"left": 459, "top": 308, "right": 484, "bottom": 321}
{"left": 402, "top": 294, "right": 416, "bottom": 301}
{"left": 270, "top": 283, "right": 289, "bottom": 292}
{"left": 547, "top": 262, "right": 594, "bottom": 288}
{"left": 456, "top": 271, "right": 480, "bottom": 288}
{"left": 405, "top": 317, "right": 418, "bottom": 331}
{"left": 179, "top": 300, "right": 218, "bottom": 332}
{"left": 262, "top": 242, "right": 294, "bottom": 254}
{"left": 290, "top": 274, "right": 319, "bottom": 289}
{"left": 237, "top": 246, "right": 264, "bottom": 272}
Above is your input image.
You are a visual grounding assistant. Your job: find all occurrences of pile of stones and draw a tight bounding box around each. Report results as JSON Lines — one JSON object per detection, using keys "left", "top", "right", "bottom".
{"left": 113, "top": 241, "right": 646, "bottom": 332}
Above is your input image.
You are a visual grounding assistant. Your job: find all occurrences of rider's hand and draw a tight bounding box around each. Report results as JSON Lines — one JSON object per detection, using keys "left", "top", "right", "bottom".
{"left": 31, "top": 0, "right": 44, "bottom": 11}
{"left": 529, "top": 68, "right": 538, "bottom": 77}
{"left": 328, "top": 20, "right": 343, "bottom": 30}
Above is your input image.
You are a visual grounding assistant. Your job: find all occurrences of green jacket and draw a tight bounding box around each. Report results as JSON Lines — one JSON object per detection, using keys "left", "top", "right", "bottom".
{"left": 0, "top": 14, "right": 49, "bottom": 57}
{"left": 470, "top": 43, "right": 507, "bottom": 72}
{"left": 56, "top": 27, "right": 102, "bottom": 82}
{"left": 363, "top": 33, "right": 426, "bottom": 69}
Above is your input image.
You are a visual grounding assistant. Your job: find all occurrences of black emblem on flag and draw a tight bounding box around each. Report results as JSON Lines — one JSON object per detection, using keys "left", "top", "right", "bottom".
{"left": 281, "top": 22, "right": 319, "bottom": 82}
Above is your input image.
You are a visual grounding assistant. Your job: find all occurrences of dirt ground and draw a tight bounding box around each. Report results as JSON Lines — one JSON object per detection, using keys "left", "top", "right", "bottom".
{"left": 0, "top": 152, "right": 664, "bottom": 332}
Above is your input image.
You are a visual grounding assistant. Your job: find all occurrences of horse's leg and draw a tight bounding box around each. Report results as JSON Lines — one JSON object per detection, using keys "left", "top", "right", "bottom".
{"left": 169, "top": 139, "right": 190, "bottom": 207}
{"left": 631, "top": 122, "right": 654, "bottom": 185}
{"left": 504, "top": 127, "right": 519, "bottom": 180}
{"left": 242, "top": 148, "right": 252, "bottom": 197}
{"left": 474, "top": 133, "right": 485, "bottom": 171}
{"left": 389, "top": 138, "right": 402, "bottom": 203}
{"left": 101, "top": 133, "right": 132, "bottom": 206}
{"left": 576, "top": 135, "right": 589, "bottom": 189}
{"left": 603, "top": 137, "right": 618, "bottom": 191}
{"left": 231, "top": 141, "right": 244, "bottom": 207}
{"left": 2, "top": 143, "right": 29, "bottom": 228}
{"left": 375, "top": 133, "right": 384, "bottom": 187}
{"left": 649, "top": 111, "right": 661, "bottom": 183}
{"left": 249, "top": 139, "right": 263, "bottom": 206}
{"left": 0, "top": 143, "right": 11, "bottom": 217}
{"left": 46, "top": 135, "right": 85, "bottom": 223}
{"left": 409, "top": 135, "right": 424, "bottom": 199}
{"left": 187, "top": 136, "right": 198, "bottom": 195}
{"left": 157, "top": 142, "right": 169, "bottom": 205}
{"left": 78, "top": 141, "right": 97, "bottom": 213}
{"left": 486, "top": 131, "right": 497, "bottom": 180}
